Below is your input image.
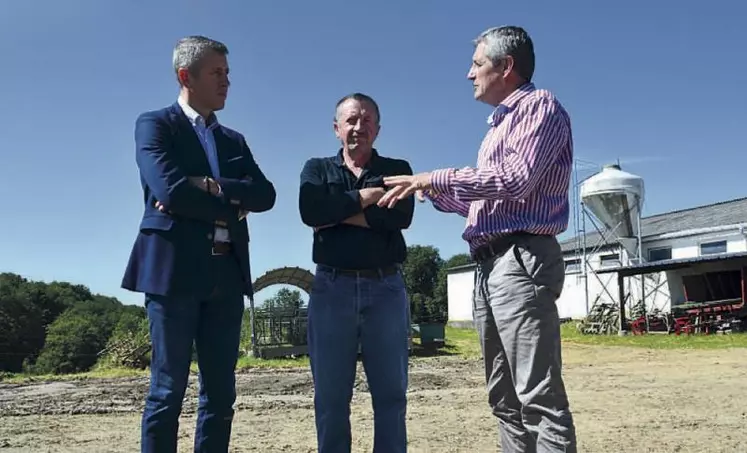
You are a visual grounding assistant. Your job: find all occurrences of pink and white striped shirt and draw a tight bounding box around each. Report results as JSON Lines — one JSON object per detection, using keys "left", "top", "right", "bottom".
{"left": 427, "top": 83, "right": 573, "bottom": 254}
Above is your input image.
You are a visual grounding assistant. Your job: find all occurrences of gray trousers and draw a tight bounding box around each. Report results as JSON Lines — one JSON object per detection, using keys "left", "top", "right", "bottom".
{"left": 473, "top": 234, "right": 577, "bottom": 453}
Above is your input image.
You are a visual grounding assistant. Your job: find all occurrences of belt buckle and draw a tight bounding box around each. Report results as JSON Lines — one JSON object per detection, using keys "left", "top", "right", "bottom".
{"left": 212, "top": 242, "right": 226, "bottom": 256}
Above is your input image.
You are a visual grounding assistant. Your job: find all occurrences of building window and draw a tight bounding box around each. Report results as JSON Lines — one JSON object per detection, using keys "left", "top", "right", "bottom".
{"left": 648, "top": 247, "right": 672, "bottom": 262}
{"left": 564, "top": 258, "right": 581, "bottom": 273}
{"left": 599, "top": 253, "right": 621, "bottom": 268}
{"left": 700, "top": 240, "right": 727, "bottom": 256}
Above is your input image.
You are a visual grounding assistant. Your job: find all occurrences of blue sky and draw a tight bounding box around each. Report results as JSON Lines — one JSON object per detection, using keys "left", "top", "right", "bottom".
{"left": 1, "top": 0, "right": 745, "bottom": 306}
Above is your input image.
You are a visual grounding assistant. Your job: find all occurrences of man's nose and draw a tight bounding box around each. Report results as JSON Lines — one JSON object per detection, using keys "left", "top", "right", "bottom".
{"left": 353, "top": 120, "right": 362, "bottom": 131}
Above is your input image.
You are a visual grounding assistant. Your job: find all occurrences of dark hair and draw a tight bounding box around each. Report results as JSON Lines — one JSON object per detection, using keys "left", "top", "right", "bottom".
{"left": 334, "top": 92, "right": 381, "bottom": 124}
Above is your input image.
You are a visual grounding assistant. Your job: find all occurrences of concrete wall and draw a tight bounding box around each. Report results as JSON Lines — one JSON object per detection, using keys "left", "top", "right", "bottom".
{"left": 447, "top": 270, "right": 474, "bottom": 327}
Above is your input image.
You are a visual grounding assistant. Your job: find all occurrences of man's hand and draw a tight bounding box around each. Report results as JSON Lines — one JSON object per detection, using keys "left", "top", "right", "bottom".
{"left": 342, "top": 213, "right": 369, "bottom": 228}
{"left": 155, "top": 201, "right": 171, "bottom": 214}
{"left": 187, "top": 176, "right": 221, "bottom": 196}
{"left": 360, "top": 187, "right": 386, "bottom": 208}
{"left": 187, "top": 177, "right": 246, "bottom": 220}
{"left": 313, "top": 223, "right": 335, "bottom": 232}
{"left": 313, "top": 213, "right": 369, "bottom": 232}
{"left": 378, "top": 172, "right": 432, "bottom": 208}
{"left": 187, "top": 176, "right": 207, "bottom": 191}
{"left": 311, "top": 189, "right": 384, "bottom": 232}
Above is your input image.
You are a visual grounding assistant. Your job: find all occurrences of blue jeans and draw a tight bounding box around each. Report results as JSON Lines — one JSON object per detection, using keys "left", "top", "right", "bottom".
{"left": 140, "top": 256, "right": 245, "bottom": 453}
{"left": 307, "top": 265, "right": 410, "bottom": 453}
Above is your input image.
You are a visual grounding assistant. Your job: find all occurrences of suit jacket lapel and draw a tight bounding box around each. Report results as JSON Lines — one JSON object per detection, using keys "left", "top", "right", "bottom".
{"left": 169, "top": 103, "right": 213, "bottom": 175}
{"left": 212, "top": 127, "right": 234, "bottom": 177}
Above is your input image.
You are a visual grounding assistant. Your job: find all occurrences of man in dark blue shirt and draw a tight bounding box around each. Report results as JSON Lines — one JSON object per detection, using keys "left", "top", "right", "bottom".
{"left": 298, "top": 93, "right": 414, "bottom": 453}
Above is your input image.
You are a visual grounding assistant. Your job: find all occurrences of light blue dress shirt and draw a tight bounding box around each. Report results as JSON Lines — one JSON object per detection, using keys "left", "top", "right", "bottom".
{"left": 177, "top": 97, "right": 230, "bottom": 242}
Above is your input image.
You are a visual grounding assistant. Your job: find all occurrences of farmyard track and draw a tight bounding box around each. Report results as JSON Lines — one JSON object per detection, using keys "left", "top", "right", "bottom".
{"left": 2, "top": 347, "right": 746, "bottom": 452}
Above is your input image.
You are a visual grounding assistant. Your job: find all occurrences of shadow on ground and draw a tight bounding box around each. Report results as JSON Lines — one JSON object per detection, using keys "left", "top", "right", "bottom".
{"left": 410, "top": 343, "right": 458, "bottom": 358}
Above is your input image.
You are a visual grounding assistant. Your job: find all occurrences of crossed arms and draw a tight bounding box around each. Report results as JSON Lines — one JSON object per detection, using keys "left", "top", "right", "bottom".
{"left": 135, "top": 112, "right": 276, "bottom": 225}
{"left": 298, "top": 158, "right": 414, "bottom": 232}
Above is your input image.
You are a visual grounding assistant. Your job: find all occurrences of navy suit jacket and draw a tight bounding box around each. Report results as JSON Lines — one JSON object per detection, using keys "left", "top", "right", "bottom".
{"left": 121, "top": 102, "right": 276, "bottom": 299}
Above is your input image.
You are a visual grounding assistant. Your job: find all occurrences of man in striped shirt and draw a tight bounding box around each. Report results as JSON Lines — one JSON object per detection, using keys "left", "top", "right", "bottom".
{"left": 380, "top": 26, "right": 578, "bottom": 453}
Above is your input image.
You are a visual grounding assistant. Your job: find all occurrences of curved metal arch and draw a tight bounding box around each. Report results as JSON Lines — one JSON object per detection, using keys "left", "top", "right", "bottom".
{"left": 247, "top": 266, "right": 315, "bottom": 358}
{"left": 252, "top": 266, "right": 315, "bottom": 295}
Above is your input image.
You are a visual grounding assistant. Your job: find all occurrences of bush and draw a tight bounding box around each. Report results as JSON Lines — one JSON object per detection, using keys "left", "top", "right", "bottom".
{"left": 99, "top": 309, "right": 151, "bottom": 369}
{"left": 31, "top": 297, "right": 122, "bottom": 374}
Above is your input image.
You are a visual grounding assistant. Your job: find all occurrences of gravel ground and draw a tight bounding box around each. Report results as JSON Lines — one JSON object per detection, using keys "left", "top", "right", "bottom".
{"left": 1, "top": 344, "right": 746, "bottom": 452}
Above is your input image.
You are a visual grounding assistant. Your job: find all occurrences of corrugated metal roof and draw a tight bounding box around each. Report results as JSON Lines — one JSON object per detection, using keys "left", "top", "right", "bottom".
{"left": 560, "top": 197, "right": 747, "bottom": 253}
{"left": 445, "top": 263, "right": 476, "bottom": 274}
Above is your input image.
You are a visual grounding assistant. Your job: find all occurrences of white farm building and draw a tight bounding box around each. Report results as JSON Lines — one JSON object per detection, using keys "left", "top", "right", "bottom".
{"left": 446, "top": 164, "right": 747, "bottom": 329}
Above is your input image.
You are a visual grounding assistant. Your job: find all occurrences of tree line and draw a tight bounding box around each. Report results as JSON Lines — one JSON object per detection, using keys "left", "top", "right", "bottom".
{"left": 0, "top": 245, "right": 470, "bottom": 377}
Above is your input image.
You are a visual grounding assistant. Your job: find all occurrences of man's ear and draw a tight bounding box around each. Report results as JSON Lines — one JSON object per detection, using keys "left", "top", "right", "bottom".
{"left": 500, "top": 56, "right": 515, "bottom": 78}
{"left": 333, "top": 121, "right": 341, "bottom": 139}
{"left": 177, "top": 68, "right": 191, "bottom": 88}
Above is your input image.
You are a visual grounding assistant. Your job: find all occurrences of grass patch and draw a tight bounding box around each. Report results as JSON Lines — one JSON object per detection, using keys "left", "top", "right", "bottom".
{"left": 560, "top": 322, "right": 747, "bottom": 349}
{"left": 1, "top": 356, "right": 312, "bottom": 384}
{"left": 235, "top": 355, "right": 309, "bottom": 370}
{"left": 1, "top": 366, "right": 148, "bottom": 384}
{"left": 440, "top": 326, "right": 481, "bottom": 358}
{"left": 439, "top": 323, "right": 747, "bottom": 355}
{"left": 7, "top": 323, "right": 745, "bottom": 383}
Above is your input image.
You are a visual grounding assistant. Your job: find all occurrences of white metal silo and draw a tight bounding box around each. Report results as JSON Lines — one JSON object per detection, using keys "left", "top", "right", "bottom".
{"left": 579, "top": 164, "right": 645, "bottom": 239}
{"left": 575, "top": 162, "right": 647, "bottom": 335}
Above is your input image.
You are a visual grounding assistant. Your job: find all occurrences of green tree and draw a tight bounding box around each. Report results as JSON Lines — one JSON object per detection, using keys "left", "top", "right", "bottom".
{"left": 0, "top": 273, "right": 97, "bottom": 372}
{"left": 0, "top": 272, "right": 146, "bottom": 374}
{"left": 25, "top": 281, "right": 93, "bottom": 326}
{"left": 99, "top": 305, "right": 150, "bottom": 369}
{"left": 403, "top": 245, "right": 444, "bottom": 323}
{"left": 110, "top": 305, "right": 147, "bottom": 335}
{"left": 0, "top": 292, "right": 44, "bottom": 372}
{"left": 31, "top": 296, "right": 124, "bottom": 374}
{"left": 262, "top": 288, "right": 305, "bottom": 314}
{"left": 252, "top": 288, "right": 307, "bottom": 347}
{"left": 239, "top": 308, "right": 255, "bottom": 356}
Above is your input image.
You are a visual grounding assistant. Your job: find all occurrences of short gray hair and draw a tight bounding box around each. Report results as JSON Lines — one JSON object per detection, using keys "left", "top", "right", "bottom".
{"left": 474, "top": 26, "right": 535, "bottom": 82}
{"left": 172, "top": 36, "right": 229, "bottom": 82}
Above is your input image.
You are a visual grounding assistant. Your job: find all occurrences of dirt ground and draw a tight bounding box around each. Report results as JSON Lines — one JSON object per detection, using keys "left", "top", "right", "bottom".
{"left": 1, "top": 344, "right": 746, "bottom": 452}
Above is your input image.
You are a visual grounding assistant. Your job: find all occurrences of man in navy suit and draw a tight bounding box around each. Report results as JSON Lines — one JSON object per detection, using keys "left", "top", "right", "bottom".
{"left": 121, "top": 35, "right": 276, "bottom": 453}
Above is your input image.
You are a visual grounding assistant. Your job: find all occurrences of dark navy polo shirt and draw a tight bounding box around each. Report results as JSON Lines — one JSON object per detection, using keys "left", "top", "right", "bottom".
{"left": 299, "top": 148, "right": 414, "bottom": 270}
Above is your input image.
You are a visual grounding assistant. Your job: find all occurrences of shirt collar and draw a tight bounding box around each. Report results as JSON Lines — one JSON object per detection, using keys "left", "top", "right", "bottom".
{"left": 333, "top": 148, "right": 380, "bottom": 169}
{"left": 177, "top": 96, "right": 219, "bottom": 128}
{"left": 487, "top": 82, "right": 535, "bottom": 126}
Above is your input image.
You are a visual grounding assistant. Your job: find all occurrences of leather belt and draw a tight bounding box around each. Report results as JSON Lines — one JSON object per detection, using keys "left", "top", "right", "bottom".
{"left": 212, "top": 241, "right": 233, "bottom": 256}
{"left": 471, "top": 232, "right": 542, "bottom": 262}
{"left": 317, "top": 264, "right": 400, "bottom": 279}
